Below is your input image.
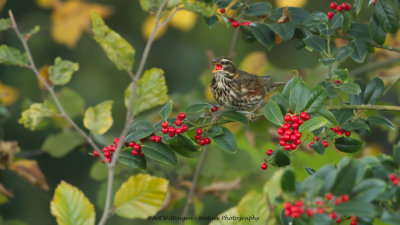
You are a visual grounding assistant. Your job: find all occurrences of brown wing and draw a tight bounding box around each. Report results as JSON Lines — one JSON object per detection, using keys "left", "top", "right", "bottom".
{"left": 233, "top": 71, "right": 268, "bottom": 100}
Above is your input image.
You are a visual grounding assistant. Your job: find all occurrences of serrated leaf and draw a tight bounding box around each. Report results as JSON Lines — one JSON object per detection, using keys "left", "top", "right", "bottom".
{"left": 125, "top": 68, "right": 168, "bottom": 116}
{"left": 42, "top": 131, "right": 85, "bottom": 158}
{"left": 375, "top": 0, "right": 399, "bottom": 33}
{"left": 305, "top": 86, "right": 327, "bottom": 113}
{"left": 118, "top": 151, "right": 146, "bottom": 169}
{"left": 126, "top": 121, "right": 156, "bottom": 142}
{"left": 335, "top": 137, "right": 363, "bottom": 153}
{"left": 250, "top": 24, "right": 275, "bottom": 50}
{"left": 185, "top": 103, "right": 212, "bottom": 113}
{"left": 142, "top": 142, "right": 177, "bottom": 165}
{"left": 269, "top": 23, "right": 295, "bottom": 41}
{"left": 363, "top": 77, "right": 384, "bottom": 104}
{"left": 211, "top": 126, "right": 237, "bottom": 153}
{"left": 370, "top": 15, "right": 387, "bottom": 45}
{"left": 18, "top": 102, "right": 55, "bottom": 130}
{"left": 48, "top": 57, "right": 79, "bottom": 85}
{"left": 281, "top": 168, "right": 295, "bottom": 193}
{"left": 299, "top": 117, "right": 327, "bottom": 132}
{"left": 50, "top": 181, "right": 95, "bottom": 225}
{"left": 333, "top": 201, "right": 376, "bottom": 217}
{"left": 289, "top": 82, "right": 311, "bottom": 114}
{"left": 221, "top": 111, "right": 248, "bottom": 125}
{"left": 91, "top": 12, "right": 135, "bottom": 71}
{"left": 158, "top": 100, "right": 173, "bottom": 121}
{"left": 335, "top": 45, "right": 353, "bottom": 62}
{"left": 263, "top": 100, "right": 284, "bottom": 126}
{"left": 83, "top": 100, "right": 113, "bottom": 135}
{"left": 114, "top": 174, "right": 168, "bottom": 219}
{"left": 0, "top": 45, "right": 29, "bottom": 66}
{"left": 242, "top": 2, "right": 271, "bottom": 17}
{"left": 337, "top": 82, "right": 361, "bottom": 95}
{"left": 367, "top": 115, "right": 396, "bottom": 131}
{"left": 0, "top": 18, "right": 11, "bottom": 31}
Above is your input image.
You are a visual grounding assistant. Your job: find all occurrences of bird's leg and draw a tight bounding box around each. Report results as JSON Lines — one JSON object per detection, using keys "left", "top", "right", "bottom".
{"left": 211, "top": 108, "right": 226, "bottom": 125}
{"left": 247, "top": 106, "right": 261, "bottom": 121}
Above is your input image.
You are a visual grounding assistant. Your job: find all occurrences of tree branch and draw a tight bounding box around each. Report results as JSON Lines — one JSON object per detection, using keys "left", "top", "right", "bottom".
{"left": 327, "top": 104, "right": 400, "bottom": 112}
{"left": 371, "top": 43, "right": 400, "bottom": 53}
{"left": 349, "top": 56, "right": 400, "bottom": 77}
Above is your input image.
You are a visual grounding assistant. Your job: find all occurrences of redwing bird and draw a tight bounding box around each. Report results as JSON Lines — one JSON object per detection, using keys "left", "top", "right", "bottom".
{"left": 210, "top": 56, "right": 285, "bottom": 118}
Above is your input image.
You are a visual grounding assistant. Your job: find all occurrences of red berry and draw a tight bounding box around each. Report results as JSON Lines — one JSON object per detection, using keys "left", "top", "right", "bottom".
{"left": 316, "top": 208, "right": 324, "bottom": 214}
{"left": 93, "top": 150, "right": 99, "bottom": 157}
{"left": 132, "top": 149, "right": 139, "bottom": 156}
{"left": 150, "top": 136, "right": 156, "bottom": 142}
{"left": 330, "top": 2, "right": 337, "bottom": 9}
{"left": 350, "top": 220, "right": 357, "bottom": 225}
{"left": 195, "top": 134, "right": 201, "bottom": 140}
{"left": 389, "top": 173, "right": 397, "bottom": 181}
{"left": 292, "top": 123, "right": 299, "bottom": 129}
{"left": 300, "top": 112, "right": 307, "bottom": 119}
{"left": 161, "top": 121, "right": 168, "bottom": 128}
{"left": 284, "top": 135, "right": 290, "bottom": 141}
{"left": 336, "top": 5, "right": 343, "bottom": 12}
{"left": 309, "top": 142, "right": 314, "bottom": 148}
{"left": 128, "top": 142, "right": 135, "bottom": 147}
{"left": 345, "top": 131, "right": 351, "bottom": 136}
{"left": 178, "top": 112, "right": 186, "bottom": 120}
{"left": 285, "top": 130, "right": 292, "bottom": 135}
{"left": 139, "top": 151, "right": 144, "bottom": 156}
{"left": 266, "top": 149, "right": 274, "bottom": 156}
{"left": 373, "top": 0, "right": 377, "bottom": 5}
{"left": 316, "top": 200, "right": 324, "bottom": 206}
{"left": 204, "top": 137, "right": 211, "bottom": 144}
{"left": 284, "top": 202, "right": 291, "bottom": 209}
{"left": 228, "top": 18, "right": 234, "bottom": 22}
{"left": 322, "top": 140, "right": 329, "bottom": 147}
{"left": 284, "top": 115, "right": 291, "bottom": 122}
{"left": 335, "top": 198, "right": 342, "bottom": 205}
{"left": 196, "top": 128, "right": 203, "bottom": 135}
{"left": 295, "top": 139, "right": 301, "bottom": 145}
{"left": 169, "top": 132, "right": 175, "bottom": 137}
{"left": 282, "top": 125, "right": 289, "bottom": 130}
{"left": 182, "top": 124, "right": 188, "bottom": 131}
{"left": 341, "top": 194, "right": 349, "bottom": 202}
{"left": 280, "top": 140, "right": 286, "bottom": 146}
{"left": 176, "top": 127, "right": 183, "bottom": 135}
{"left": 337, "top": 131, "right": 343, "bottom": 136}
{"left": 106, "top": 157, "right": 112, "bottom": 163}
{"left": 284, "top": 210, "right": 291, "bottom": 216}
{"left": 284, "top": 122, "right": 292, "bottom": 128}
{"left": 162, "top": 127, "right": 168, "bottom": 134}
{"left": 285, "top": 144, "right": 291, "bottom": 150}
{"left": 331, "top": 127, "right": 339, "bottom": 132}
{"left": 295, "top": 132, "right": 302, "bottom": 139}
{"left": 211, "top": 105, "right": 218, "bottom": 112}
{"left": 394, "top": 178, "right": 400, "bottom": 186}
{"left": 109, "top": 145, "right": 116, "bottom": 152}
{"left": 307, "top": 209, "right": 314, "bottom": 217}
{"left": 133, "top": 144, "right": 141, "bottom": 151}
{"left": 280, "top": 135, "right": 285, "bottom": 140}
{"left": 326, "top": 192, "right": 333, "bottom": 200}
{"left": 292, "top": 212, "right": 301, "bottom": 218}
{"left": 114, "top": 138, "right": 120, "bottom": 145}
{"left": 104, "top": 150, "right": 111, "bottom": 157}
{"left": 175, "top": 119, "right": 182, "bottom": 126}
{"left": 334, "top": 80, "right": 342, "bottom": 85}
{"left": 329, "top": 212, "right": 337, "bottom": 220}
{"left": 304, "top": 114, "right": 310, "bottom": 120}
{"left": 278, "top": 128, "right": 284, "bottom": 135}
{"left": 232, "top": 21, "right": 240, "bottom": 28}
{"left": 292, "top": 115, "right": 299, "bottom": 123}
{"left": 342, "top": 3, "right": 351, "bottom": 11}
{"left": 298, "top": 119, "right": 304, "bottom": 125}
{"left": 336, "top": 218, "right": 342, "bottom": 224}
{"left": 103, "top": 146, "right": 110, "bottom": 152}
{"left": 290, "top": 135, "right": 297, "bottom": 141}
{"left": 199, "top": 139, "right": 206, "bottom": 146}
{"left": 291, "top": 143, "right": 297, "bottom": 150}
{"left": 261, "top": 162, "right": 268, "bottom": 170}
{"left": 219, "top": 8, "right": 226, "bottom": 13}
{"left": 101, "top": 159, "right": 105, "bottom": 163}
{"left": 168, "top": 127, "right": 175, "bottom": 133}
{"left": 155, "top": 136, "right": 162, "bottom": 143}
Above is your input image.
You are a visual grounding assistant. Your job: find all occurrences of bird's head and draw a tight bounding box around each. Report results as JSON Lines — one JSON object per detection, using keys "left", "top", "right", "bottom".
{"left": 211, "top": 57, "right": 237, "bottom": 75}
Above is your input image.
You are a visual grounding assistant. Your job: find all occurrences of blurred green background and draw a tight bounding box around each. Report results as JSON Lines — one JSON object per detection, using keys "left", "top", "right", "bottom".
{"left": 0, "top": 0, "right": 399, "bottom": 224}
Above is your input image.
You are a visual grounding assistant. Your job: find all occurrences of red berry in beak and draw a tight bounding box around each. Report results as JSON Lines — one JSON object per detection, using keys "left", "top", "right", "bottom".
{"left": 215, "top": 64, "right": 222, "bottom": 71}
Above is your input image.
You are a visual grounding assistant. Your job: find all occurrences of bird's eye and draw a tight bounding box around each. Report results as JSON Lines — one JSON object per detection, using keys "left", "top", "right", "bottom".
{"left": 221, "top": 61, "right": 229, "bottom": 65}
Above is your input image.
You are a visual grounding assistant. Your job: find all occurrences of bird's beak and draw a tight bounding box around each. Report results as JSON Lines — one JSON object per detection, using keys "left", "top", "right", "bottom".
{"left": 213, "top": 63, "right": 222, "bottom": 72}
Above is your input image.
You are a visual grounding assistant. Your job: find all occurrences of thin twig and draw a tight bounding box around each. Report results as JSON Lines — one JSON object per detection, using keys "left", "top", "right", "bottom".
{"left": 179, "top": 148, "right": 208, "bottom": 225}
{"left": 371, "top": 43, "right": 400, "bottom": 53}
{"left": 228, "top": 29, "right": 240, "bottom": 58}
{"left": 8, "top": 11, "right": 104, "bottom": 160}
{"left": 327, "top": 104, "right": 400, "bottom": 112}
{"left": 349, "top": 56, "right": 400, "bottom": 77}
{"left": 383, "top": 77, "right": 400, "bottom": 96}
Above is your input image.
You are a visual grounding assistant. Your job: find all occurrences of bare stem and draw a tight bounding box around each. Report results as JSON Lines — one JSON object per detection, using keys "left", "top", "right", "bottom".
{"left": 179, "top": 148, "right": 208, "bottom": 225}
{"left": 349, "top": 56, "right": 400, "bottom": 77}
{"left": 327, "top": 104, "right": 400, "bottom": 112}
{"left": 228, "top": 29, "right": 240, "bottom": 58}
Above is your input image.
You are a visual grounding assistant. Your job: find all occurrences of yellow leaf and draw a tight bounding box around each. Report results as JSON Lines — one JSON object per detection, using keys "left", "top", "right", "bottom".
{"left": 275, "top": 0, "right": 308, "bottom": 8}
{"left": 8, "top": 159, "right": 49, "bottom": 190}
{"left": 35, "top": 0, "right": 55, "bottom": 9}
{"left": 50, "top": 181, "right": 95, "bottom": 225}
{"left": 38, "top": 65, "right": 52, "bottom": 90}
{"left": 18, "top": 102, "right": 55, "bottom": 130}
{"left": 169, "top": 9, "right": 198, "bottom": 32}
{"left": 0, "top": 81, "right": 18, "bottom": 106}
{"left": 142, "top": 16, "right": 168, "bottom": 40}
{"left": 114, "top": 174, "right": 168, "bottom": 219}
{"left": 239, "top": 51, "right": 268, "bottom": 75}
{"left": 0, "top": 0, "right": 6, "bottom": 11}
{"left": 83, "top": 100, "right": 113, "bottom": 135}
{"left": 51, "top": 1, "right": 111, "bottom": 48}
{"left": 209, "top": 207, "right": 240, "bottom": 225}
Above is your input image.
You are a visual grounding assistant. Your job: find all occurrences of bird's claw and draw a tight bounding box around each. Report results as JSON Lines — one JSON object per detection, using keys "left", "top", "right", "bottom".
{"left": 247, "top": 112, "right": 255, "bottom": 121}
{"left": 211, "top": 114, "right": 220, "bottom": 125}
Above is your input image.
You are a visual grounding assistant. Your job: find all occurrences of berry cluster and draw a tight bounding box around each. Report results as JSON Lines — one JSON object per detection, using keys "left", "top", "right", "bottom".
{"left": 327, "top": 2, "right": 351, "bottom": 20}
{"left": 227, "top": 18, "right": 251, "bottom": 28}
{"left": 373, "top": 0, "right": 377, "bottom": 5}
{"left": 284, "top": 193, "right": 355, "bottom": 224}
{"left": 278, "top": 112, "right": 310, "bottom": 151}
{"left": 92, "top": 137, "right": 145, "bottom": 163}
{"left": 260, "top": 149, "right": 274, "bottom": 170}
{"left": 309, "top": 136, "right": 329, "bottom": 149}
{"left": 161, "top": 112, "right": 188, "bottom": 137}
{"left": 127, "top": 140, "right": 144, "bottom": 156}
{"left": 389, "top": 173, "right": 400, "bottom": 186}
{"left": 194, "top": 128, "right": 211, "bottom": 146}
{"left": 330, "top": 126, "right": 351, "bottom": 136}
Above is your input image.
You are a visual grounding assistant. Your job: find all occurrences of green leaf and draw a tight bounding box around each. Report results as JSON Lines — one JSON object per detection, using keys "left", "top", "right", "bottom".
{"left": 333, "top": 110, "right": 354, "bottom": 125}
{"left": 330, "top": 158, "right": 357, "bottom": 195}
{"left": 118, "top": 151, "right": 146, "bottom": 169}
{"left": 214, "top": 0, "right": 232, "bottom": 8}
{"left": 229, "top": 2, "right": 243, "bottom": 10}
{"left": 83, "top": 100, "right": 113, "bottom": 135}
{"left": 350, "top": 80, "right": 366, "bottom": 105}
{"left": 125, "top": 68, "right": 168, "bottom": 116}
{"left": 335, "top": 45, "right": 353, "bottom": 62}
{"left": 41, "top": 131, "right": 85, "bottom": 158}
{"left": 210, "top": 207, "right": 240, "bottom": 225}
{"left": 237, "top": 191, "right": 268, "bottom": 223}
{"left": 311, "top": 214, "right": 331, "bottom": 225}
{"left": 341, "top": 11, "right": 352, "bottom": 32}
{"left": 263, "top": 100, "right": 284, "bottom": 126}
{"left": 367, "top": 115, "right": 396, "bottom": 131}
{"left": 270, "top": 93, "right": 287, "bottom": 115}
{"left": 114, "top": 174, "right": 168, "bottom": 219}
{"left": 269, "top": 23, "right": 295, "bottom": 41}
{"left": 298, "top": 117, "right": 327, "bottom": 132}
{"left": 50, "top": 181, "right": 95, "bottom": 225}
{"left": 49, "top": 88, "right": 85, "bottom": 118}
{"left": 203, "top": 15, "right": 218, "bottom": 28}
{"left": 273, "top": 149, "right": 290, "bottom": 167}
{"left": 333, "top": 201, "right": 376, "bottom": 217}
{"left": 142, "top": 142, "right": 177, "bottom": 165}
{"left": 48, "top": 57, "right": 79, "bottom": 85}
{"left": 319, "top": 58, "right": 335, "bottom": 66}
{"left": 269, "top": 7, "right": 310, "bottom": 25}
{"left": 282, "top": 75, "right": 300, "bottom": 99}
{"left": 351, "top": 179, "right": 386, "bottom": 202}
{"left": 168, "top": 134, "right": 201, "bottom": 158}
{"left": 221, "top": 111, "right": 248, "bottom": 125}
{"left": 242, "top": 2, "right": 272, "bottom": 17}
{"left": 0, "top": 45, "right": 29, "bottom": 66}
{"left": 354, "top": 0, "right": 365, "bottom": 16}
{"left": 335, "top": 137, "right": 363, "bottom": 153}
{"left": 91, "top": 12, "right": 135, "bottom": 71}
{"left": 312, "top": 142, "right": 326, "bottom": 155}
{"left": 185, "top": 103, "right": 212, "bottom": 113}
{"left": 303, "top": 35, "right": 327, "bottom": 54}
{"left": 317, "top": 108, "right": 338, "bottom": 126}
{"left": 381, "top": 210, "right": 400, "bottom": 225}
{"left": 207, "top": 126, "right": 224, "bottom": 137}
{"left": 25, "top": 25, "right": 40, "bottom": 39}
{"left": 347, "top": 23, "right": 371, "bottom": 42}
{"left": 394, "top": 142, "right": 400, "bottom": 165}
{"left": 289, "top": 82, "right": 311, "bottom": 114}
{"left": 363, "top": 77, "right": 384, "bottom": 104}
{"left": 341, "top": 119, "right": 370, "bottom": 131}
{"left": 18, "top": 102, "right": 55, "bottom": 130}
{"left": 337, "top": 82, "right": 362, "bottom": 95}
{"left": 370, "top": 15, "right": 387, "bottom": 45}
{"left": 183, "top": 2, "right": 213, "bottom": 17}
{"left": 126, "top": 121, "right": 156, "bottom": 142}
{"left": 280, "top": 168, "right": 296, "bottom": 193}
{"left": 250, "top": 24, "right": 275, "bottom": 50}
{"left": 305, "top": 86, "right": 327, "bottom": 113}
{"left": 211, "top": 126, "right": 237, "bottom": 153}
{"left": 375, "top": 0, "right": 399, "bottom": 33}
{"left": 0, "top": 18, "right": 11, "bottom": 31}
{"left": 333, "top": 69, "right": 350, "bottom": 83}
{"left": 349, "top": 40, "right": 368, "bottom": 63}
{"left": 158, "top": 100, "right": 173, "bottom": 121}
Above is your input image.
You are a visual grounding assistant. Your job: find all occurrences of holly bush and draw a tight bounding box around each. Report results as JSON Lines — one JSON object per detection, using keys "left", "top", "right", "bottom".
{"left": 0, "top": 0, "right": 400, "bottom": 225}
